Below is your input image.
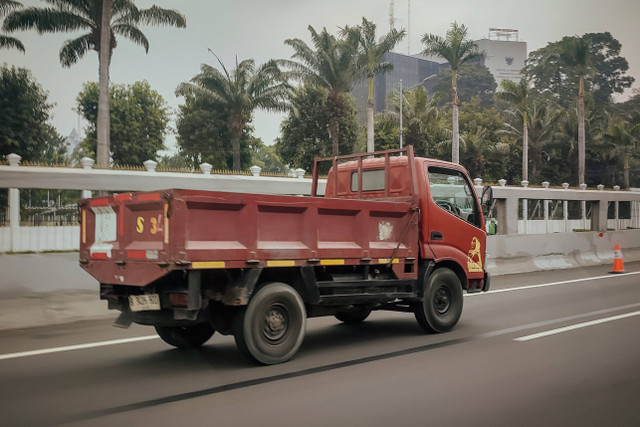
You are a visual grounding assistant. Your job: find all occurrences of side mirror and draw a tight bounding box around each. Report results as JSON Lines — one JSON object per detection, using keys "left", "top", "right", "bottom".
{"left": 481, "top": 185, "right": 493, "bottom": 217}
{"left": 481, "top": 185, "right": 493, "bottom": 206}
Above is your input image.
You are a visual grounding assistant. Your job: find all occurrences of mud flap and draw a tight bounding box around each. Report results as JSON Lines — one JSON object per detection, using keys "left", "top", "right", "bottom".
{"left": 113, "top": 310, "right": 133, "bottom": 328}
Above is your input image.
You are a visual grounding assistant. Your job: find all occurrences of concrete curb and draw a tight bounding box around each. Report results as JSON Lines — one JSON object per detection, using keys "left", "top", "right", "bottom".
{"left": 0, "top": 291, "right": 115, "bottom": 331}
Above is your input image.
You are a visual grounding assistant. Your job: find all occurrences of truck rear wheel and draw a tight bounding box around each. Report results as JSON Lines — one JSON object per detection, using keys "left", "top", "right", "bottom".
{"left": 233, "top": 282, "right": 307, "bottom": 365}
{"left": 154, "top": 323, "right": 215, "bottom": 349}
{"left": 335, "top": 306, "right": 372, "bottom": 324}
{"left": 414, "top": 268, "right": 463, "bottom": 333}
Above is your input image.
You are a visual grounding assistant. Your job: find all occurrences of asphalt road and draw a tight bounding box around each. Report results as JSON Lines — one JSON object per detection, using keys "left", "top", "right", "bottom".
{"left": 1, "top": 263, "right": 639, "bottom": 427}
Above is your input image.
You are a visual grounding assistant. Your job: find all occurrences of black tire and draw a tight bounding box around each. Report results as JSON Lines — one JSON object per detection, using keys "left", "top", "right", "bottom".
{"left": 335, "top": 306, "right": 372, "bottom": 324}
{"left": 154, "top": 323, "right": 215, "bottom": 349}
{"left": 233, "top": 282, "right": 306, "bottom": 365}
{"left": 414, "top": 268, "right": 463, "bottom": 333}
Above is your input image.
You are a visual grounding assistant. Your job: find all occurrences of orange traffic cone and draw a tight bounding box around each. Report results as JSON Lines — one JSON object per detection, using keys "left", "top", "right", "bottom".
{"left": 609, "top": 244, "right": 626, "bottom": 274}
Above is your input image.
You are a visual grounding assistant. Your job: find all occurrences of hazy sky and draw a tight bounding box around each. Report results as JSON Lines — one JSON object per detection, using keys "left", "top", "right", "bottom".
{"left": 2, "top": 0, "right": 639, "bottom": 154}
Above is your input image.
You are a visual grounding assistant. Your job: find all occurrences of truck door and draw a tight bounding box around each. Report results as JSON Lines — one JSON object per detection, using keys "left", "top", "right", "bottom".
{"left": 425, "top": 166, "right": 486, "bottom": 279}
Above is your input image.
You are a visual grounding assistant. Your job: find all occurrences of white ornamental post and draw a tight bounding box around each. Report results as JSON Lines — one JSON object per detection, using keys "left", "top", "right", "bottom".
{"left": 7, "top": 153, "right": 22, "bottom": 251}
{"left": 80, "top": 157, "right": 95, "bottom": 199}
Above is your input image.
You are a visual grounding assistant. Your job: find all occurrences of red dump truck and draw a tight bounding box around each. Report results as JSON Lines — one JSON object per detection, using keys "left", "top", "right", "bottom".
{"left": 79, "top": 147, "right": 491, "bottom": 364}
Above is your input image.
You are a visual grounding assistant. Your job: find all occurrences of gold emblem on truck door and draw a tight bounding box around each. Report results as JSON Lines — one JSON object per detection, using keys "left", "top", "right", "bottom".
{"left": 467, "top": 237, "right": 483, "bottom": 272}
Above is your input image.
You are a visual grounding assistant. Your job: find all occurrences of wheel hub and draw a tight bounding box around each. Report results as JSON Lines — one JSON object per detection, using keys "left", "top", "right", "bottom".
{"left": 433, "top": 286, "right": 451, "bottom": 315}
{"left": 263, "top": 305, "right": 289, "bottom": 342}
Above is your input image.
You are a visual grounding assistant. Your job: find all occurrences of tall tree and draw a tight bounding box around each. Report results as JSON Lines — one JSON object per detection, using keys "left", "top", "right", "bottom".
{"left": 560, "top": 36, "right": 591, "bottom": 185}
{"left": 495, "top": 78, "right": 533, "bottom": 181}
{"left": 4, "top": 0, "right": 186, "bottom": 167}
{"left": 601, "top": 116, "right": 638, "bottom": 189}
{"left": 285, "top": 25, "right": 360, "bottom": 156}
{"left": 430, "top": 63, "right": 496, "bottom": 107}
{"left": 176, "top": 54, "right": 290, "bottom": 171}
{"left": 74, "top": 80, "right": 169, "bottom": 166}
{"left": 500, "top": 101, "right": 560, "bottom": 183}
{"left": 0, "top": 0, "right": 23, "bottom": 51}
{"left": 176, "top": 94, "right": 253, "bottom": 170}
{"left": 276, "top": 85, "right": 358, "bottom": 172}
{"left": 376, "top": 85, "right": 444, "bottom": 157}
{"left": 0, "top": 65, "right": 64, "bottom": 162}
{"left": 524, "top": 33, "right": 634, "bottom": 107}
{"left": 342, "top": 17, "right": 405, "bottom": 152}
{"left": 457, "top": 99, "right": 512, "bottom": 181}
{"left": 422, "top": 22, "right": 484, "bottom": 164}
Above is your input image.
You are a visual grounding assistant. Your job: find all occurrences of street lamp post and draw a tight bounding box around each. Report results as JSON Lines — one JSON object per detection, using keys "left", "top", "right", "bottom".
{"left": 394, "top": 74, "right": 437, "bottom": 150}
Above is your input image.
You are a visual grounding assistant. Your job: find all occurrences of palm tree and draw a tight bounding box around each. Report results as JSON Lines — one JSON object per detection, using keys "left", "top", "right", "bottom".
{"left": 342, "top": 18, "right": 405, "bottom": 152}
{"left": 378, "top": 85, "right": 443, "bottom": 156}
{"left": 560, "top": 36, "right": 591, "bottom": 185}
{"left": 422, "top": 22, "right": 484, "bottom": 164}
{"left": 176, "top": 54, "right": 290, "bottom": 171}
{"left": 495, "top": 78, "right": 532, "bottom": 181}
{"left": 602, "top": 117, "right": 638, "bottom": 188}
{"left": 0, "top": 0, "right": 23, "bottom": 51}
{"left": 501, "top": 101, "right": 560, "bottom": 183}
{"left": 285, "top": 25, "right": 360, "bottom": 156}
{"left": 3, "top": 0, "right": 186, "bottom": 167}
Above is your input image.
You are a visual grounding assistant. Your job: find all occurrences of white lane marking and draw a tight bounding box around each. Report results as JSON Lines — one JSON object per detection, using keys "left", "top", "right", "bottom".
{"left": 514, "top": 310, "right": 640, "bottom": 342}
{"left": 0, "top": 335, "right": 158, "bottom": 361}
{"left": 465, "top": 271, "right": 640, "bottom": 297}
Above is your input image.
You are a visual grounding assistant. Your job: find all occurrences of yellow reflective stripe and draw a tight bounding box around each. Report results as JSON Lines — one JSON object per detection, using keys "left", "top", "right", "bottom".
{"left": 163, "top": 203, "right": 169, "bottom": 244}
{"left": 267, "top": 260, "right": 296, "bottom": 267}
{"left": 378, "top": 258, "right": 399, "bottom": 264}
{"left": 81, "top": 210, "right": 86, "bottom": 244}
{"left": 192, "top": 261, "right": 225, "bottom": 269}
{"left": 320, "top": 259, "right": 345, "bottom": 266}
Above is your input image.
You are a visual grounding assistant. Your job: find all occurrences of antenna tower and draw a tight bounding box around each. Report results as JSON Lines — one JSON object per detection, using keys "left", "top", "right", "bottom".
{"left": 389, "top": 0, "right": 395, "bottom": 31}
{"left": 407, "top": 0, "right": 411, "bottom": 55}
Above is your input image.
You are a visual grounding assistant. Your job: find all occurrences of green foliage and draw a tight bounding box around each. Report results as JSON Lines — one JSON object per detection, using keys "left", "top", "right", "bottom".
{"left": 3, "top": 0, "right": 186, "bottom": 66}
{"left": 342, "top": 18, "right": 405, "bottom": 81}
{"left": 0, "top": 0, "right": 24, "bottom": 52}
{"left": 75, "top": 80, "right": 169, "bottom": 166}
{"left": 376, "top": 86, "right": 446, "bottom": 157}
{"left": 158, "top": 153, "right": 191, "bottom": 171}
{"left": 276, "top": 85, "right": 358, "bottom": 172}
{"left": 431, "top": 64, "right": 497, "bottom": 107}
{"left": 175, "top": 94, "right": 252, "bottom": 170}
{"left": 421, "top": 22, "right": 485, "bottom": 74}
{"left": 524, "top": 32, "right": 634, "bottom": 108}
{"left": 0, "top": 65, "right": 67, "bottom": 162}
{"left": 176, "top": 55, "right": 290, "bottom": 171}
{"left": 456, "top": 99, "right": 514, "bottom": 181}
{"left": 249, "top": 139, "right": 287, "bottom": 174}
{"left": 285, "top": 25, "right": 361, "bottom": 156}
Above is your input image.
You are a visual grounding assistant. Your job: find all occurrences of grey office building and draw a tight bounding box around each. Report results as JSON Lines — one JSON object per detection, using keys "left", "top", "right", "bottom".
{"left": 351, "top": 51, "right": 447, "bottom": 126}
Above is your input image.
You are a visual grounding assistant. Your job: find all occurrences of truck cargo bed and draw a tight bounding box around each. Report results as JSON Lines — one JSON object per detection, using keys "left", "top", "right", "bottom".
{"left": 79, "top": 189, "right": 419, "bottom": 286}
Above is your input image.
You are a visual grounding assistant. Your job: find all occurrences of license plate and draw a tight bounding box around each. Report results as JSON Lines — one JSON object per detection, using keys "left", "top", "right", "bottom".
{"left": 129, "top": 294, "right": 161, "bottom": 312}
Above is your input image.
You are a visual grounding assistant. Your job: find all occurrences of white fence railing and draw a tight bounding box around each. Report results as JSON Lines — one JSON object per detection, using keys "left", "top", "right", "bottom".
{"left": 0, "top": 226, "right": 79, "bottom": 252}
{"left": 3, "top": 154, "right": 640, "bottom": 252}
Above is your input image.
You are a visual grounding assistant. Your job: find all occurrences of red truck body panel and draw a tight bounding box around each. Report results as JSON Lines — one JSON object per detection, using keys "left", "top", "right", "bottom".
{"left": 80, "top": 189, "right": 419, "bottom": 286}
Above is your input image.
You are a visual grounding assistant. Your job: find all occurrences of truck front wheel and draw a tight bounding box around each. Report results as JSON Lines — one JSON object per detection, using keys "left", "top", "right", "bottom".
{"left": 233, "top": 282, "right": 307, "bottom": 365}
{"left": 154, "top": 323, "right": 215, "bottom": 349}
{"left": 414, "top": 268, "right": 463, "bottom": 333}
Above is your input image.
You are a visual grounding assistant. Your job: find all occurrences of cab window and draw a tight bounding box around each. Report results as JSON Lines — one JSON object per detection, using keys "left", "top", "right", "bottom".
{"left": 351, "top": 169, "right": 385, "bottom": 192}
{"left": 428, "top": 167, "right": 481, "bottom": 227}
